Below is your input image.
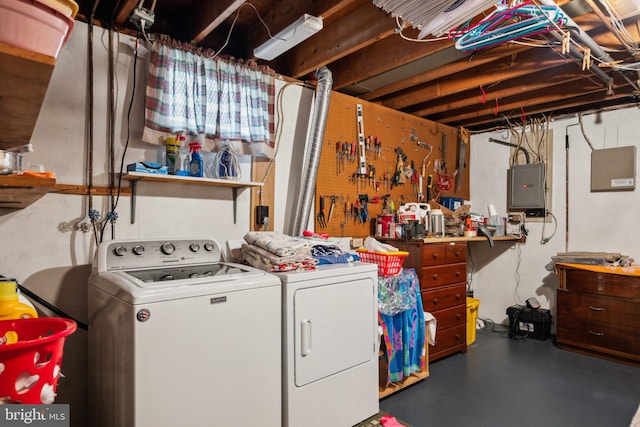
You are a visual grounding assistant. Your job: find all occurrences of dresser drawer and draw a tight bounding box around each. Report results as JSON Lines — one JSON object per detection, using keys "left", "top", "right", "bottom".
{"left": 420, "top": 263, "right": 466, "bottom": 288}
{"left": 421, "top": 244, "right": 447, "bottom": 266}
{"left": 421, "top": 284, "right": 466, "bottom": 312}
{"left": 432, "top": 304, "right": 466, "bottom": 330}
{"left": 557, "top": 291, "right": 640, "bottom": 328}
{"left": 565, "top": 270, "right": 640, "bottom": 298}
{"left": 556, "top": 320, "right": 640, "bottom": 358}
{"left": 430, "top": 323, "right": 466, "bottom": 353}
{"left": 445, "top": 242, "right": 466, "bottom": 264}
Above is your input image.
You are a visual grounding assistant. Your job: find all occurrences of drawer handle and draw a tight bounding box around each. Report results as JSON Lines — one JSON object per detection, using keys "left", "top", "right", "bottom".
{"left": 588, "top": 330, "right": 604, "bottom": 337}
{"left": 454, "top": 251, "right": 461, "bottom": 257}
{"left": 455, "top": 271, "right": 461, "bottom": 277}
{"left": 455, "top": 293, "right": 461, "bottom": 300}
{"left": 432, "top": 274, "right": 438, "bottom": 280}
{"left": 433, "top": 298, "right": 439, "bottom": 305}
{"left": 596, "top": 274, "right": 604, "bottom": 281}
{"left": 456, "top": 313, "right": 461, "bottom": 320}
{"left": 432, "top": 253, "right": 439, "bottom": 260}
{"left": 455, "top": 334, "right": 461, "bottom": 340}
{"left": 588, "top": 306, "right": 605, "bottom": 312}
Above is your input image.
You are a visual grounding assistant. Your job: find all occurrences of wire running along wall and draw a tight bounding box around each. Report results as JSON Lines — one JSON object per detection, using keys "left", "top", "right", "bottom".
{"left": 316, "top": 91, "right": 470, "bottom": 238}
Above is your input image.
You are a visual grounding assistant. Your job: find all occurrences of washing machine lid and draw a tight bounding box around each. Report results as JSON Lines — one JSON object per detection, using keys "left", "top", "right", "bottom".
{"left": 124, "top": 262, "right": 254, "bottom": 284}
{"left": 92, "top": 262, "right": 279, "bottom": 304}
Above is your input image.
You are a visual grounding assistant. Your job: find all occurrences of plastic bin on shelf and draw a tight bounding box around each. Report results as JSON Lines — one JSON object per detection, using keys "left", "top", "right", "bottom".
{"left": 356, "top": 249, "right": 409, "bottom": 276}
{"left": 0, "top": 0, "right": 75, "bottom": 58}
{"left": 0, "top": 317, "right": 76, "bottom": 404}
{"left": 466, "top": 297, "right": 480, "bottom": 345}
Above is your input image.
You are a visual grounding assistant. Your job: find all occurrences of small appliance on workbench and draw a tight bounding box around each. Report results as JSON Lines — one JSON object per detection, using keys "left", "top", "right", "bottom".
{"left": 88, "top": 238, "right": 282, "bottom": 427}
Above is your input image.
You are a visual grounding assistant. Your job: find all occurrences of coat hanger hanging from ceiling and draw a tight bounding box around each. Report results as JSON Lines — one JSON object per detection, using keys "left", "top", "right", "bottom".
{"left": 451, "top": 1, "right": 570, "bottom": 52}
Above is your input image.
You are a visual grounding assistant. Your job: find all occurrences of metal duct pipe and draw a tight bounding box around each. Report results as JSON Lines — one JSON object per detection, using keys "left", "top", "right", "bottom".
{"left": 539, "top": 0, "right": 640, "bottom": 91}
{"left": 289, "top": 66, "right": 333, "bottom": 237}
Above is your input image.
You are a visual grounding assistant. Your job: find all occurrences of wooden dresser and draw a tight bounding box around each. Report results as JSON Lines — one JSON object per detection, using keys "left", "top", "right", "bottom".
{"left": 555, "top": 263, "right": 640, "bottom": 365}
{"left": 385, "top": 240, "right": 467, "bottom": 362}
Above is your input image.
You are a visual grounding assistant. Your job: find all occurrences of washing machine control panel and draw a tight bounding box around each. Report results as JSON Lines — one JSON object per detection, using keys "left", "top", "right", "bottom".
{"left": 101, "top": 238, "right": 222, "bottom": 271}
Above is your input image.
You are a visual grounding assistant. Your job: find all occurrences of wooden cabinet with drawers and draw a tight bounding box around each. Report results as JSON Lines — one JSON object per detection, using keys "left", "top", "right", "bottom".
{"left": 385, "top": 240, "right": 467, "bottom": 362}
{"left": 555, "top": 264, "right": 640, "bottom": 365}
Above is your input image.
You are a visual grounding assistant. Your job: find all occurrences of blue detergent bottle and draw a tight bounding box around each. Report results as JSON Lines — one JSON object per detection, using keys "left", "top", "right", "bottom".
{"left": 189, "top": 142, "right": 204, "bottom": 177}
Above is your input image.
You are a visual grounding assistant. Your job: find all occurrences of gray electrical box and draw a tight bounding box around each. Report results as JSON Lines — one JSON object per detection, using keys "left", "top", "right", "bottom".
{"left": 507, "top": 163, "right": 546, "bottom": 213}
{"left": 591, "top": 146, "right": 636, "bottom": 192}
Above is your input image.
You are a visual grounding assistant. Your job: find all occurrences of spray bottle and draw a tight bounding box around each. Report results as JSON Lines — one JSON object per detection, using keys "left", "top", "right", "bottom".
{"left": 189, "top": 142, "right": 204, "bottom": 177}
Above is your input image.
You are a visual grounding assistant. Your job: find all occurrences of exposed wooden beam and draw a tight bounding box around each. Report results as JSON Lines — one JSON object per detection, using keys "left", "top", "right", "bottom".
{"left": 359, "top": 44, "right": 530, "bottom": 101}
{"left": 382, "top": 48, "right": 574, "bottom": 110}
{"left": 276, "top": 3, "right": 396, "bottom": 78}
{"left": 455, "top": 89, "right": 636, "bottom": 129}
{"left": 188, "top": 0, "right": 246, "bottom": 44}
{"left": 247, "top": 0, "right": 369, "bottom": 50}
{"left": 330, "top": 31, "right": 453, "bottom": 90}
{"left": 410, "top": 62, "right": 590, "bottom": 117}
{"left": 433, "top": 79, "right": 607, "bottom": 124}
{"left": 114, "top": 0, "right": 138, "bottom": 26}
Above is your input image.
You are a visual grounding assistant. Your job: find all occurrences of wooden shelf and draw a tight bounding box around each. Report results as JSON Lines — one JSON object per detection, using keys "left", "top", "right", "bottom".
{"left": 0, "top": 175, "right": 57, "bottom": 209}
{"left": 123, "top": 172, "right": 264, "bottom": 188}
{"left": 122, "top": 172, "right": 264, "bottom": 224}
{"left": 379, "top": 370, "right": 430, "bottom": 399}
{"left": 0, "top": 42, "right": 55, "bottom": 150}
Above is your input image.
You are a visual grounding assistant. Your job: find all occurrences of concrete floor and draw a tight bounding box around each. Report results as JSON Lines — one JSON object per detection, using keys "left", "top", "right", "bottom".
{"left": 380, "top": 325, "right": 640, "bottom": 427}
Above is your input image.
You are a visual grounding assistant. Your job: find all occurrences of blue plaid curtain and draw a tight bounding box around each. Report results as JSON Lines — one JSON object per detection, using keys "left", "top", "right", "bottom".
{"left": 143, "top": 36, "right": 275, "bottom": 157}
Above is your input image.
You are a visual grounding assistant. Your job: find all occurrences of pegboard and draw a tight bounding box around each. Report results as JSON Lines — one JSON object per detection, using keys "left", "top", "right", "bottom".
{"left": 315, "top": 91, "right": 470, "bottom": 238}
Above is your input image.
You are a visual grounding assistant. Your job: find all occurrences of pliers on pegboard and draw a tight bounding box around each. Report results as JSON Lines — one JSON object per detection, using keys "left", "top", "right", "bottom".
{"left": 317, "top": 196, "right": 327, "bottom": 228}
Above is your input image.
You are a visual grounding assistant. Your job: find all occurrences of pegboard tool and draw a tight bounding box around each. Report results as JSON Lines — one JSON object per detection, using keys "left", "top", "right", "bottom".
{"left": 356, "top": 104, "right": 367, "bottom": 175}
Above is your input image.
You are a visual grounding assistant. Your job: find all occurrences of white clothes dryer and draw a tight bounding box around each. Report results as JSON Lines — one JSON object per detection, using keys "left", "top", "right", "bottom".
{"left": 274, "top": 262, "right": 379, "bottom": 427}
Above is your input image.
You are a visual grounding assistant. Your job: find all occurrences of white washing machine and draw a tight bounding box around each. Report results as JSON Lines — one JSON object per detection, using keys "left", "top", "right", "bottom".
{"left": 274, "top": 262, "right": 379, "bottom": 427}
{"left": 88, "top": 238, "right": 281, "bottom": 427}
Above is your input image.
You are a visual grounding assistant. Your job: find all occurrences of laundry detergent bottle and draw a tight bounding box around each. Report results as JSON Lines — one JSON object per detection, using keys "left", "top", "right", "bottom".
{"left": 0, "top": 280, "right": 38, "bottom": 320}
{"left": 189, "top": 142, "right": 204, "bottom": 177}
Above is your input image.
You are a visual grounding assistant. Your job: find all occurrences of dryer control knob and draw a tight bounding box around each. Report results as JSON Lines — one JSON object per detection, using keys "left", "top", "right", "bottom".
{"left": 189, "top": 243, "right": 201, "bottom": 252}
{"left": 204, "top": 242, "right": 215, "bottom": 252}
{"left": 113, "top": 246, "right": 127, "bottom": 257}
{"left": 161, "top": 242, "right": 176, "bottom": 255}
{"left": 132, "top": 245, "right": 145, "bottom": 255}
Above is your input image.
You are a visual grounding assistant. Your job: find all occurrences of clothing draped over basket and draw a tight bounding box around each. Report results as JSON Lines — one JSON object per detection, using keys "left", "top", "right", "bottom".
{"left": 378, "top": 269, "right": 426, "bottom": 385}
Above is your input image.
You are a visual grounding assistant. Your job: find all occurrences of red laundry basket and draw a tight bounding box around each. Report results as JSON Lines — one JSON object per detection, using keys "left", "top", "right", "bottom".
{"left": 0, "top": 317, "right": 76, "bottom": 404}
{"left": 356, "top": 249, "right": 409, "bottom": 276}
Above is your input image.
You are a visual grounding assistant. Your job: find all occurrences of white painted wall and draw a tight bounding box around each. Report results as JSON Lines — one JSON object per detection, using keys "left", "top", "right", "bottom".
{"left": 1, "top": 22, "right": 314, "bottom": 426}
{"left": 469, "top": 108, "right": 640, "bottom": 328}
{"left": 6, "top": 19, "right": 640, "bottom": 427}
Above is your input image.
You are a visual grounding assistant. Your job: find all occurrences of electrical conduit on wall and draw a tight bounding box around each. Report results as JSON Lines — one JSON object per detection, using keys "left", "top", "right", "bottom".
{"left": 289, "top": 67, "right": 333, "bottom": 237}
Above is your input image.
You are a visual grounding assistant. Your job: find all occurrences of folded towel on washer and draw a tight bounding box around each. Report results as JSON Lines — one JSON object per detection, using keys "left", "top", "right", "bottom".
{"left": 241, "top": 243, "right": 316, "bottom": 272}
{"left": 244, "top": 231, "right": 311, "bottom": 257}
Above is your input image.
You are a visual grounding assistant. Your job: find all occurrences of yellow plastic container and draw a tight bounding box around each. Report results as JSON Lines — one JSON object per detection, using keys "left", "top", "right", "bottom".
{"left": 466, "top": 297, "right": 480, "bottom": 345}
{"left": 0, "top": 281, "right": 38, "bottom": 321}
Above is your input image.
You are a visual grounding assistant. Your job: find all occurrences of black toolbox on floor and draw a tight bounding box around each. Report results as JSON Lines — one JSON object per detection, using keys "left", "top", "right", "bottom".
{"left": 506, "top": 305, "right": 552, "bottom": 340}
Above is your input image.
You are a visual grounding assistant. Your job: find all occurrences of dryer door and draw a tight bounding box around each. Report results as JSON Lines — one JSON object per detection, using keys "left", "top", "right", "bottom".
{"left": 294, "top": 277, "right": 376, "bottom": 387}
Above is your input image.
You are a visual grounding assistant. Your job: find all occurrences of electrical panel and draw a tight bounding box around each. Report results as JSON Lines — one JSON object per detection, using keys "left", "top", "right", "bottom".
{"left": 591, "top": 146, "right": 636, "bottom": 192}
{"left": 507, "top": 163, "right": 546, "bottom": 215}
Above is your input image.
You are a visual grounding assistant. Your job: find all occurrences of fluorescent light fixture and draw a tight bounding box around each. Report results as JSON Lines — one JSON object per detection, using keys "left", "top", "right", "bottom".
{"left": 253, "top": 14, "right": 323, "bottom": 61}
